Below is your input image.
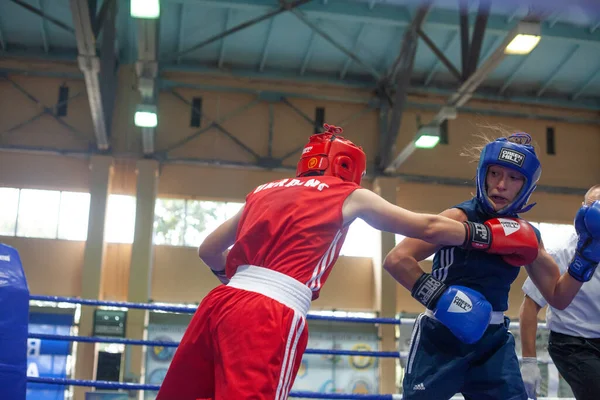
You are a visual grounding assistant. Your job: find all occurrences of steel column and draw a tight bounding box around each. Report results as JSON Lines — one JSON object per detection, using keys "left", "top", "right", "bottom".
{"left": 378, "top": 2, "right": 432, "bottom": 173}
{"left": 69, "top": 0, "right": 116, "bottom": 150}
{"left": 135, "top": 7, "right": 160, "bottom": 155}
{"left": 459, "top": 0, "right": 470, "bottom": 80}
{"left": 466, "top": 0, "right": 491, "bottom": 78}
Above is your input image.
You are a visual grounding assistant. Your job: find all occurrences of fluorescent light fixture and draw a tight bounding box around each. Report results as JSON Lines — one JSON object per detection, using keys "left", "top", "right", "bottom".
{"left": 505, "top": 34, "right": 541, "bottom": 55}
{"left": 131, "top": 0, "right": 160, "bottom": 19}
{"left": 414, "top": 126, "right": 440, "bottom": 149}
{"left": 135, "top": 104, "right": 158, "bottom": 128}
{"left": 505, "top": 21, "right": 541, "bottom": 55}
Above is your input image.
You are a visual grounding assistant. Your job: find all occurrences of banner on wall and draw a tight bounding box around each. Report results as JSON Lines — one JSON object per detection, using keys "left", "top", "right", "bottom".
{"left": 144, "top": 322, "right": 380, "bottom": 397}
{"left": 27, "top": 312, "right": 74, "bottom": 400}
{"left": 144, "top": 324, "right": 187, "bottom": 400}
{"left": 292, "top": 329, "right": 380, "bottom": 395}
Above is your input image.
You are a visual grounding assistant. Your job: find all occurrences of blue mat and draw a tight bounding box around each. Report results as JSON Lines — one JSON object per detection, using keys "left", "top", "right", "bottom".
{"left": 0, "top": 243, "right": 29, "bottom": 400}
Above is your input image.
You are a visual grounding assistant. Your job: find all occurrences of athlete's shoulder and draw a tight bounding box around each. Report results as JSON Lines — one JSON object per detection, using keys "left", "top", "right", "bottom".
{"left": 448, "top": 197, "right": 478, "bottom": 216}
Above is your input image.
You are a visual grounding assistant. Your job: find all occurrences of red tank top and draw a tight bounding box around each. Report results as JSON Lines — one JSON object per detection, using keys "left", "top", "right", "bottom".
{"left": 226, "top": 176, "right": 359, "bottom": 300}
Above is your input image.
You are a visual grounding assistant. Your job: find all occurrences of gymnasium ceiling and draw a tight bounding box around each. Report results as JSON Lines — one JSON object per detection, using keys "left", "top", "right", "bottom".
{"left": 0, "top": 0, "right": 599, "bottom": 176}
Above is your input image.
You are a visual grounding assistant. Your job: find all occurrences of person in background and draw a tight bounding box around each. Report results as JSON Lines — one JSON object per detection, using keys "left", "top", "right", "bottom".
{"left": 520, "top": 184, "right": 600, "bottom": 400}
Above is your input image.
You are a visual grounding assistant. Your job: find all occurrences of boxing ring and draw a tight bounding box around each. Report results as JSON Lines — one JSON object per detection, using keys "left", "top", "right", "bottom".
{"left": 26, "top": 294, "right": 572, "bottom": 400}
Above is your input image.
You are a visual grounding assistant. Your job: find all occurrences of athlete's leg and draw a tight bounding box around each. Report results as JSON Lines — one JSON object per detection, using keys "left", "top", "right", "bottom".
{"left": 213, "top": 288, "right": 308, "bottom": 400}
{"left": 402, "top": 314, "right": 468, "bottom": 400}
{"left": 156, "top": 287, "right": 227, "bottom": 400}
{"left": 462, "top": 319, "right": 527, "bottom": 400}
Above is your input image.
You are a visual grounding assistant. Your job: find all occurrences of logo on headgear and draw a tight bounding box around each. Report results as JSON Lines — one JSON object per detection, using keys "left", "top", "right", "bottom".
{"left": 498, "top": 148, "right": 525, "bottom": 167}
{"left": 308, "top": 157, "right": 318, "bottom": 169}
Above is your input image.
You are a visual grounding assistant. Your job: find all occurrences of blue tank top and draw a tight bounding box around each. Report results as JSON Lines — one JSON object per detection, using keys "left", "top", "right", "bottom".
{"left": 431, "top": 197, "right": 541, "bottom": 311}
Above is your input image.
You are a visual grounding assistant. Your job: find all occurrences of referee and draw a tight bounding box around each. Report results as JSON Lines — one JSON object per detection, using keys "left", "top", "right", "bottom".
{"left": 519, "top": 184, "right": 600, "bottom": 400}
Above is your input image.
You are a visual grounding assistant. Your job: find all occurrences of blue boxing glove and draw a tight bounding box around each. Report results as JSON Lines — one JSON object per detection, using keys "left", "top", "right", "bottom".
{"left": 568, "top": 201, "right": 600, "bottom": 282}
{"left": 411, "top": 273, "right": 492, "bottom": 344}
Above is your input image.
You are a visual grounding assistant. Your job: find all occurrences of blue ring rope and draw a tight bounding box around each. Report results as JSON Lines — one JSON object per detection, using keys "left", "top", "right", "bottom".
{"left": 27, "top": 377, "right": 399, "bottom": 399}
{"left": 29, "top": 294, "right": 404, "bottom": 325}
{"left": 28, "top": 333, "right": 401, "bottom": 358}
{"left": 29, "top": 294, "right": 548, "bottom": 329}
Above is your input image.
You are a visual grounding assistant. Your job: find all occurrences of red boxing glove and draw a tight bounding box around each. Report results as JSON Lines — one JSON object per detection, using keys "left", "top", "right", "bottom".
{"left": 463, "top": 218, "right": 539, "bottom": 267}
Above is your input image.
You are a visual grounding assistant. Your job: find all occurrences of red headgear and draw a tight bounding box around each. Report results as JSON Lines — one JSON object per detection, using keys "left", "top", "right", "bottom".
{"left": 296, "top": 124, "right": 367, "bottom": 185}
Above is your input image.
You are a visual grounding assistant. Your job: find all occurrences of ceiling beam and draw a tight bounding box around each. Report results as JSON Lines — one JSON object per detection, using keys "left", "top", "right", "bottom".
{"left": 161, "top": 0, "right": 313, "bottom": 62}
{"left": 135, "top": 15, "right": 160, "bottom": 155}
{"left": 385, "top": 21, "right": 541, "bottom": 173}
{"left": 69, "top": 0, "right": 117, "bottom": 151}
{"left": 9, "top": 0, "right": 74, "bottom": 34}
{"left": 377, "top": 2, "right": 432, "bottom": 172}
{"left": 164, "top": 0, "right": 600, "bottom": 44}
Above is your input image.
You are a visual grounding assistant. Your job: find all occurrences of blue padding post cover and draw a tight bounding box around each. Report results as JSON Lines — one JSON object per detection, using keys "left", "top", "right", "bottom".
{"left": 0, "top": 243, "right": 29, "bottom": 400}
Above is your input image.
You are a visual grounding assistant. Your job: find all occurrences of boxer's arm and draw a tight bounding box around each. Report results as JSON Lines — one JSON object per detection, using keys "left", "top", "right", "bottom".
{"left": 524, "top": 240, "right": 583, "bottom": 310}
{"left": 198, "top": 205, "right": 245, "bottom": 273}
{"left": 519, "top": 295, "right": 543, "bottom": 358}
{"left": 382, "top": 208, "right": 467, "bottom": 291}
{"left": 343, "top": 188, "right": 468, "bottom": 247}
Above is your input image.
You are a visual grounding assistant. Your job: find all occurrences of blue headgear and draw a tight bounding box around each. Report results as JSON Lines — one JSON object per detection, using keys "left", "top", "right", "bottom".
{"left": 476, "top": 132, "right": 542, "bottom": 216}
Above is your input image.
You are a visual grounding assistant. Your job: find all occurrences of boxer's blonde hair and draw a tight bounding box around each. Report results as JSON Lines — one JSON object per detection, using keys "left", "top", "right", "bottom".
{"left": 585, "top": 184, "right": 600, "bottom": 205}
{"left": 460, "top": 123, "right": 539, "bottom": 164}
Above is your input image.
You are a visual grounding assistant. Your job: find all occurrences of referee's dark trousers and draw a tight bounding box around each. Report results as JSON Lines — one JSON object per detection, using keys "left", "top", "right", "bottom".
{"left": 548, "top": 331, "right": 600, "bottom": 400}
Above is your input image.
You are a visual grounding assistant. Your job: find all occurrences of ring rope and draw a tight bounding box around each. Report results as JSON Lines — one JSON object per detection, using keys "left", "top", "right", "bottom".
{"left": 28, "top": 294, "right": 549, "bottom": 329}
{"left": 29, "top": 295, "right": 403, "bottom": 325}
{"left": 27, "top": 377, "right": 401, "bottom": 398}
{"left": 25, "top": 377, "right": 572, "bottom": 399}
{"left": 28, "top": 333, "right": 400, "bottom": 358}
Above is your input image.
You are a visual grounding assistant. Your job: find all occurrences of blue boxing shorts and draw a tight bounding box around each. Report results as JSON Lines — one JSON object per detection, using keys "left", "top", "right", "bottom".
{"left": 402, "top": 311, "right": 527, "bottom": 400}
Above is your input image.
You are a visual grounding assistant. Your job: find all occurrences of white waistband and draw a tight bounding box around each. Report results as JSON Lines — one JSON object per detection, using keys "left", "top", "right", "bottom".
{"left": 425, "top": 309, "right": 505, "bottom": 325}
{"left": 227, "top": 265, "right": 312, "bottom": 317}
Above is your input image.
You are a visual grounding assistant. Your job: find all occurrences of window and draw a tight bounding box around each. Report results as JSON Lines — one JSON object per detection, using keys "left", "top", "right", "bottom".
{"left": 17, "top": 189, "right": 61, "bottom": 238}
{"left": 0, "top": 187, "right": 90, "bottom": 241}
{"left": 314, "top": 107, "right": 325, "bottom": 134}
{"left": 546, "top": 127, "right": 555, "bottom": 155}
{"left": 58, "top": 192, "right": 90, "bottom": 240}
{"left": 0, "top": 187, "right": 19, "bottom": 236}
{"left": 104, "top": 195, "right": 136, "bottom": 244}
{"left": 340, "top": 218, "right": 380, "bottom": 258}
{"left": 395, "top": 234, "right": 435, "bottom": 261}
{"left": 190, "top": 97, "right": 202, "bottom": 128}
{"left": 153, "top": 199, "right": 186, "bottom": 246}
{"left": 153, "top": 199, "right": 243, "bottom": 247}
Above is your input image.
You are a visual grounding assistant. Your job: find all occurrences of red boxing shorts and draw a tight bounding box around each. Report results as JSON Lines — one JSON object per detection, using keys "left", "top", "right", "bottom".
{"left": 156, "top": 265, "right": 312, "bottom": 400}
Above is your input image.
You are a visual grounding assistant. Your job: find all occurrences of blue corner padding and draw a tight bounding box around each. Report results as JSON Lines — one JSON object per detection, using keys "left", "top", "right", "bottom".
{"left": 0, "top": 243, "right": 29, "bottom": 400}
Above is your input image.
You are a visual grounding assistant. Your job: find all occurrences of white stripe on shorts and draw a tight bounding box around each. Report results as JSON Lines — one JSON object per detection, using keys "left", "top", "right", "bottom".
{"left": 275, "top": 311, "right": 305, "bottom": 400}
